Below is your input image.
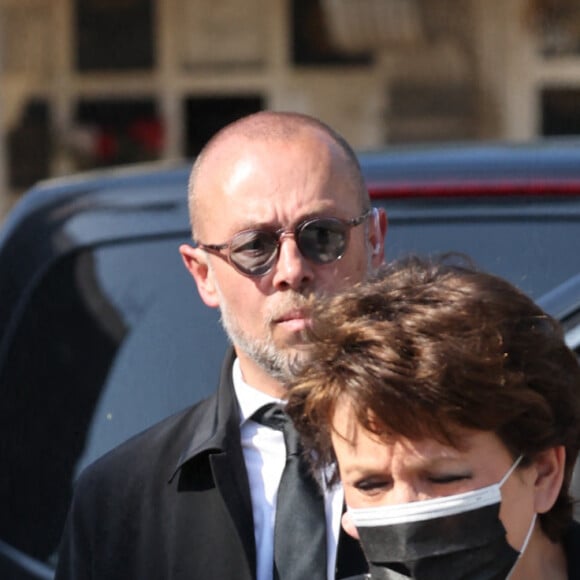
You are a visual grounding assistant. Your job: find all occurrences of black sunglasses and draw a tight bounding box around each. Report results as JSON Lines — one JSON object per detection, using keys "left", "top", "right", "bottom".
{"left": 196, "top": 208, "right": 372, "bottom": 277}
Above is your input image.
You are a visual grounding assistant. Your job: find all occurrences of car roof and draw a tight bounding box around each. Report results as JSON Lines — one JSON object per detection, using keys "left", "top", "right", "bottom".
{"left": 361, "top": 138, "right": 580, "bottom": 196}
{"left": 5, "top": 137, "right": 580, "bottom": 247}
{"left": 2, "top": 138, "right": 580, "bottom": 342}
{"left": 2, "top": 139, "right": 580, "bottom": 570}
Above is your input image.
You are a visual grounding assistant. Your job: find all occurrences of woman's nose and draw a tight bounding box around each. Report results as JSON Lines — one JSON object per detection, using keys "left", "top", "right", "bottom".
{"left": 388, "top": 482, "right": 421, "bottom": 505}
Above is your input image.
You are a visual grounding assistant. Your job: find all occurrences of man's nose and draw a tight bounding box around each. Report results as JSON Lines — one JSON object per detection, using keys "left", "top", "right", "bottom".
{"left": 271, "top": 233, "right": 315, "bottom": 290}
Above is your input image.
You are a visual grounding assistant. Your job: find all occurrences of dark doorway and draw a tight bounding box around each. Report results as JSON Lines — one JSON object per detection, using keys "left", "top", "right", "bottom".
{"left": 74, "top": 98, "right": 162, "bottom": 168}
{"left": 183, "top": 96, "right": 264, "bottom": 158}
{"left": 292, "top": 0, "right": 372, "bottom": 66}
{"left": 74, "top": 0, "right": 154, "bottom": 71}
{"left": 542, "top": 88, "right": 580, "bottom": 136}
{"left": 7, "top": 99, "right": 51, "bottom": 190}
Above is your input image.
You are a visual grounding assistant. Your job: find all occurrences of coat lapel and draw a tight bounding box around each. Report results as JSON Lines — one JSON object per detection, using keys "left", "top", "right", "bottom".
{"left": 211, "top": 348, "right": 256, "bottom": 573}
{"left": 171, "top": 347, "right": 257, "bottom": 577}
{"left": 210, "top": 449, "right": 256, "bottom": 573}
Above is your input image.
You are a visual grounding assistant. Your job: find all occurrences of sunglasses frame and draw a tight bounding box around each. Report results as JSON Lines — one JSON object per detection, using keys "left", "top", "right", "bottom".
{"left": 196, "top": 208, "right": 372, "bottom": 277}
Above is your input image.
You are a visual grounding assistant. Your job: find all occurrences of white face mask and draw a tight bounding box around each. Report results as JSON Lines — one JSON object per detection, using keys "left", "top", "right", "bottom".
{"left": 348, "top": 455, "right": 537, "bottom": 580}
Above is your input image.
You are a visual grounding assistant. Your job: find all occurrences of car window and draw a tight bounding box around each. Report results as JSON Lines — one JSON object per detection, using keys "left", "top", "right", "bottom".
{"left": 378, "top": 198, "right": 580, "bottom": 299}
{"left": 566, "top": 320, "right": 580, "bottom": 353}
{"left": 74, "top": 238, "right": 229, "bottom": 475}
{"left": 0, "top": 236, "right": 228, "bottom": 567}
{"left": 2, "top": 193, "right": 580, "bottom": 572}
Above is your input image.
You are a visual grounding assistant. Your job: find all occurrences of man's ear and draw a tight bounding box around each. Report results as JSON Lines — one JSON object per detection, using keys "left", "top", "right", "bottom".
{"left": 532, "top": 446, "right": 566, "bottom": 514}
{"left": 179, "top": 244, "right": 221, "bottom": 308}
{"left": 341, "top": 511, "right": 360, "bottom": 540}
{"left": 369, "top": 208, "right": 388, "bottom": 267}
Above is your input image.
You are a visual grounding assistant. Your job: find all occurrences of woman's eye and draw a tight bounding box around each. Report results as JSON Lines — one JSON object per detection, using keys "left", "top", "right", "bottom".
{"left": 354, "top": 478, "right": 391, "bottom": 493}
{"left": 428, "top": 473, "right": 471, "bottom": 484}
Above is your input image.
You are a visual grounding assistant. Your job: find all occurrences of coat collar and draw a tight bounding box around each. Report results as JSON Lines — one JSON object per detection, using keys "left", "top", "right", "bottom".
{"left": 168, "top": 346, "right": 258, "bottom": 575}
{"left": 169, "top": 346, "right": 240, "bottom": 481}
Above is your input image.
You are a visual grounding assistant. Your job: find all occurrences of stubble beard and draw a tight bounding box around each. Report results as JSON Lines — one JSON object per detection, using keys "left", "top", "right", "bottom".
{"left": 212, "top": 281, "right": 312, "bottom": 384}
{"left": 207, "top": 238, "right": 376, "bottom": 385}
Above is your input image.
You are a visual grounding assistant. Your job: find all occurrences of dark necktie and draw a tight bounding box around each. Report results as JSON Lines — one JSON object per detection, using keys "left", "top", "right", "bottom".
{"left": 252, "top": 403, "right": 327, "bottom": 580}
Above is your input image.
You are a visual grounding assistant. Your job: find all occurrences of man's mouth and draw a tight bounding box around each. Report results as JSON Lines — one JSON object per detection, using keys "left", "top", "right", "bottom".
{"left": 275, "top": 309, "right": 311, "bottom": 331}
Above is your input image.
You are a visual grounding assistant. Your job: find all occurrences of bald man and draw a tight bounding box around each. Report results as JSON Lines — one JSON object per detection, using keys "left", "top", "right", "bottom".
{"left": 56, "top": 112, "right": 387, "bottom": 580}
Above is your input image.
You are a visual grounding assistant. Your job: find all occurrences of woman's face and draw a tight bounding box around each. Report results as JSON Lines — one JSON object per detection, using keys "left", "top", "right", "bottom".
{"left": 331, "top": 399, "right": 545, "bottom": 552}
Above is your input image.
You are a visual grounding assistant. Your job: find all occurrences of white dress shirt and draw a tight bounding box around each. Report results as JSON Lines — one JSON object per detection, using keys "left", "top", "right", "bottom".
{"left": 233, "top": 359, "right": 343, "bottom": 580}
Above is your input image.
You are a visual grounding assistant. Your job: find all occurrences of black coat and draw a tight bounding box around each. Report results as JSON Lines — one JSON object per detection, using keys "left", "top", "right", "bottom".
{"left": 565, "top": 520, "right": 580, "bottom": 578}
{"left": 55, "top": 348, "right": 366, "bottom": 580}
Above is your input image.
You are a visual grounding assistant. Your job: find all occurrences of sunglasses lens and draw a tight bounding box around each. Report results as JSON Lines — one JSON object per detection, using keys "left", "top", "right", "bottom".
{"left": 229, "top": 230, "right": 279, "bottom": 275}
{"left": 298, "top": 219, "right": 348, "bottom": 264}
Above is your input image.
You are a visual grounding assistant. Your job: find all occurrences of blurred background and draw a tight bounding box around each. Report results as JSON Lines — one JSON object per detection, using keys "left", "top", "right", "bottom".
{"left": 1, "top": 0, "right": 580, "bottom": 218}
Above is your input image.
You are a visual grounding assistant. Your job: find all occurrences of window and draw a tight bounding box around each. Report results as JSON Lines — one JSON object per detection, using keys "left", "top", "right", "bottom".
{"left": 0, "top": 237, "right": 227, "bottom": 566}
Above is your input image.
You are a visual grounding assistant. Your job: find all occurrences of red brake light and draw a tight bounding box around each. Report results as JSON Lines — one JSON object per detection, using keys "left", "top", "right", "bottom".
{"left": 368, "top": 179, "right": 580, "bottom": 198}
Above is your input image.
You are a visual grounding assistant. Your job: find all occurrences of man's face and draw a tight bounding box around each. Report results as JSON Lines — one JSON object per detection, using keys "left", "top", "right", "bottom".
{"left": 181, "top": 130, "right": 385, "bottom": 394}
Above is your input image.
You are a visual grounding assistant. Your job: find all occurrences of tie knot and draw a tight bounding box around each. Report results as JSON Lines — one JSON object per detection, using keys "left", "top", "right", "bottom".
{"left": 252, "top": 403, "right": 299, "bottom": 456}
{"left": 252, "top": 403, "right": 287, "bottom": 430}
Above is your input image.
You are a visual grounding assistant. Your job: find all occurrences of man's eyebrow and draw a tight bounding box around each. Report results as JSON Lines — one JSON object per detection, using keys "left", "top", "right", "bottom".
{"left": 230, "top": 210, "right": 339, "bottom": 232}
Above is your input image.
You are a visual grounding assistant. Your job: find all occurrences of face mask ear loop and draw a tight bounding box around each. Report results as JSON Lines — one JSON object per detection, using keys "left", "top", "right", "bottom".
{"left": 499, "top": 454, "right": 524, "bottom": 487}
{"left": 505, "top": 513, "right": 537, "bottom": 580}
{"left": 501, "top": 454, "right": 535, "bottom": 580}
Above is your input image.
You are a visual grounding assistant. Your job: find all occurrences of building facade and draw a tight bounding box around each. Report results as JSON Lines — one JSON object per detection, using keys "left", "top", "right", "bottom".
{"left": 1, "top": 0, "right": 580, "bottom": 211}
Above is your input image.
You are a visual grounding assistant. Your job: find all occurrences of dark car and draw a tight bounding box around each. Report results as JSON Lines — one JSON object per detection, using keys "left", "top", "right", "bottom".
{"left": 1, "top": 141, "right": 580, "bottom": 578}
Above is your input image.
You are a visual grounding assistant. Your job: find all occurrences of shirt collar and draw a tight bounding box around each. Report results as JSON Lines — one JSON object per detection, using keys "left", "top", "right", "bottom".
{"left": 232, "top": 358, "right": 284, "bottom": 427}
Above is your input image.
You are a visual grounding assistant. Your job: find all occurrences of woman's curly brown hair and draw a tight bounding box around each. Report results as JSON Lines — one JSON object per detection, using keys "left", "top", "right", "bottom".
{"left": 286, "top": 254, "right": 580, "bottom": 542}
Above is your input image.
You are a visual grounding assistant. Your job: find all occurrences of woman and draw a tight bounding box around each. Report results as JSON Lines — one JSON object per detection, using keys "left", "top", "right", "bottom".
{"left": 286, "top": 255, "right": 580, "bottom": 579}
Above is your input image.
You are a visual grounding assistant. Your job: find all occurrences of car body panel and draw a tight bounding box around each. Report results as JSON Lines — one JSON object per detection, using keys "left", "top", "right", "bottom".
{"left": 1, "top": 140, "right": 580, "bottom": 578}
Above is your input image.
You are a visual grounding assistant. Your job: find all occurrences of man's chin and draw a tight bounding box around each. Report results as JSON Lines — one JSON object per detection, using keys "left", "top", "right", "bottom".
{"left": 276, "top": 326, "right": 311, "bottom": 347}
{"left": 256, "top": 342, "right": 312, "bottom": 384}
{"left": 282, "top": 343, "right": 314, "bottom": 376}
{"left": 225, "top": 325, "right": 312, "bottom": 383}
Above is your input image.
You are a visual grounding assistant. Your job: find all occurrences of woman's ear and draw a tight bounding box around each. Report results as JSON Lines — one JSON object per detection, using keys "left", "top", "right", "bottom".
{"left": 341, "top": 511, "right": 360, "bottom": 540}
{"left": 178, "top": 244, "right": 221, "bottom": 308}
{"left": 532, "top": 446, "right": 566, "bottom": 514}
